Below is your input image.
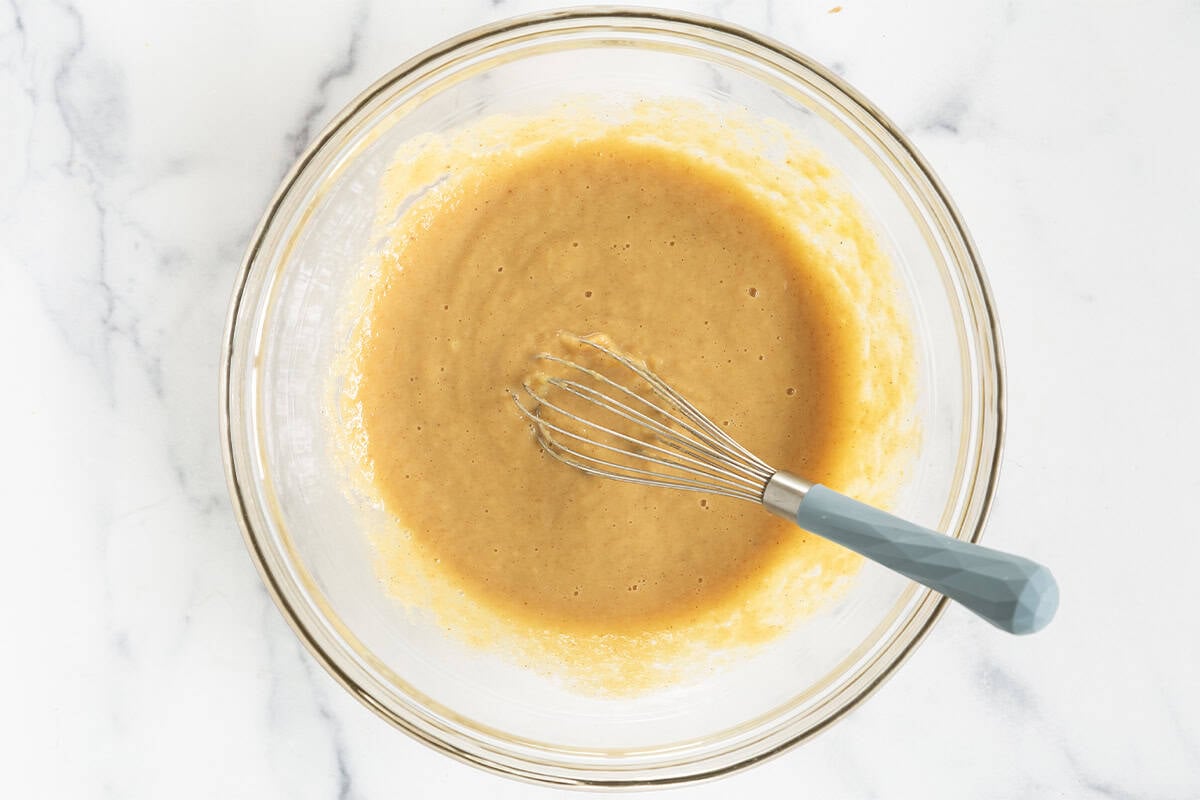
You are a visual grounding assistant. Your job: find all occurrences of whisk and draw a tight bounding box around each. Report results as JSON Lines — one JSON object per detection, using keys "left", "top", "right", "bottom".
{"left": 513, "top": 335, "right": 1057, "bottom": 635}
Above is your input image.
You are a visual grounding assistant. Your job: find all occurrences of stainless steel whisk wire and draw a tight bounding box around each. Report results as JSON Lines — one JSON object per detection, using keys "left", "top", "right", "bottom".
{"left": 515, "top": 342, "right": 773, "bottom": 502}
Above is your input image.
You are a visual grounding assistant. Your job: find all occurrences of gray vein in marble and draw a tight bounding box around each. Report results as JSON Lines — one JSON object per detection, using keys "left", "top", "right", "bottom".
{"left": 1065, "top": 751, "right": 1140, "bottom": 800}
{"left": 6, "top": 0, "right": 24, "bottom": 37}
{"left": 1156, "top": 676, "right": 1200, "bottom": 767}
{"left": 263, "top": 597, "right": 359, "bottom": 800}
{"left": 33, "top": 0, "right": 120, "bottom": 389}
{"left": 168, "top": 457, "right": 224, "bottom": 517}
{"left": 2, "top": 3, "right": 46, "bottom": 216}
{"left": 51, "top": 1, "right": 95, "bottom": 165}
{"left": 919, "top": 94, "right": 970, "bottom": 135}
{"left": 55, "top": 39, "right": 126, "bottom": 169}
{"left": 285, "top": 1, "right": 368, "bottom": 160}
{"left": 976, "top": 659, "right": 1035, "bottom": 711}
{"left": 16, "top": 0, "right": 230, "bottom": 523}
{"left": 316, "top": 692, "right": 355, "bottom": 800}
{"left": 903, "top": 16, "right": 1006, "bottom": 140}
{"left": 1052, "top": 701, "right": 1162, "bottom": 800}
{"left": 9, "top": 26, "right": 234, "bottom": 794}
{"left": 2, "top": 0, "right": 28, "bottom": 70}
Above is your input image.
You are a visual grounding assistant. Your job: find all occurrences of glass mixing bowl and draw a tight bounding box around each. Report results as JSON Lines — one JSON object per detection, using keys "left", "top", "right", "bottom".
{"left": 221, "top": 8, "right": 1004, "bottom": 788}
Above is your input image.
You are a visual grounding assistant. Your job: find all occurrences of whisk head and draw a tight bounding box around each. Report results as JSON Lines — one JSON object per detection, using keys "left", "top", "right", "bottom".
{"left": 512, "top": 335, "right": 776, "bottom": 502}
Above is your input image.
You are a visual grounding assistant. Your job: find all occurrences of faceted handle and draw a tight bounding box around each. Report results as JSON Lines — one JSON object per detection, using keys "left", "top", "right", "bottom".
{"left": 794, "top": 485, "right": 1058, "bottom": 634}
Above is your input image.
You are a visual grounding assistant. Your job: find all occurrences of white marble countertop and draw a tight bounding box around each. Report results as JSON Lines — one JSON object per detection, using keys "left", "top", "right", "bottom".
{"left": 3, "top": 0, "right": 1198, "bottom": 796}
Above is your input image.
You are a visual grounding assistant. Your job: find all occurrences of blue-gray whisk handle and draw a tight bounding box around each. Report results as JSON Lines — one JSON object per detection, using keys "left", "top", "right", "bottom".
{"left": 768, "top": 478, "right": 1058, "bottom": 634}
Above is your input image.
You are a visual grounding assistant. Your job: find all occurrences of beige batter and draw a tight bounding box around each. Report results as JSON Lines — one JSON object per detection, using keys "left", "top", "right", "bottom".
{"left": 337, "top": 102, "right": 915, "bottom": 691}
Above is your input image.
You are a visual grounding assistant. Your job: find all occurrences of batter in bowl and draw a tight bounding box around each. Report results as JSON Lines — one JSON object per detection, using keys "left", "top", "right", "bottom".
{"left": 336, "top": 102, "right": 915, "bottom": 691}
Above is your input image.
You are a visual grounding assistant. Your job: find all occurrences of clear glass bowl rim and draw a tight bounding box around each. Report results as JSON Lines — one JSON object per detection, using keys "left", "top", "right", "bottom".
{"left": 219, "top": 5, "right": 1006, "bottom": 789}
